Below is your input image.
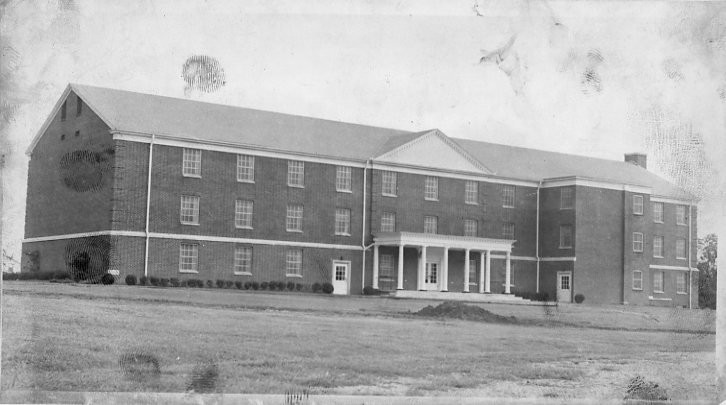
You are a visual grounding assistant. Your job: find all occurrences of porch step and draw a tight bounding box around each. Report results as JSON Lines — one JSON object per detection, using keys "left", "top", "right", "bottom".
{"left": 391, "top": 290, "right": 545, "bottom": 305}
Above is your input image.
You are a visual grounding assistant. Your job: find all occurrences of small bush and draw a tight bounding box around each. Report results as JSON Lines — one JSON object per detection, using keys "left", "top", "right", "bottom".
{"left": 260, "top": 281, "right": 269, "bottom": 290}
{"left": 312, "top": 282, "right": 322, "bottom": 293}
{"left": 277, "top": 281, "right": 285, "bottom": 290}
{"left": 2, "top": 272, "right": 19, "bottom": 280}
{"left": 101, "top": 274, "right": 115, "bottom": 285}
{"left": 125, "top": 275, "right": 137, "bottom": 285}
{"left": 244, "top": 282, "right": 252, "bottom": 290}
{"left": 574, "top": 294, "right": 585, "bottom": 304}
{"left": 251, "top": 281, "right": 259, "bottom": 290}
{"left": 235, "top": 281, "right": 243, "bottom": 289}
{"left": 180, "top": 279, "right": 188, "bottom": 287}
{"left": 160, "top": 278, "right": 170, "bottom": 287}
{"left": 170, "top": 278, "right": 180, "bottom": 287}
{"left": 216, "top": 279, "right": 225, "bottom": 288}
{"left": 363, "top": 286, "right": 381, "bottom": 295}
{"left": 206, "top": 280, "right": 213, "bottom": 288}
{"left": 149, "top": 276, "right": 160, "bottom": 286}
{"left": 322, "top": 282, "right": 334, "bottom": 294}
{"left": 268, "top": 281, "right": 276, "bottom": 291}
{"left": 139, "top": 276, "right": 149, "bottom": 286}
{"left": 285, "top": 281, "right": 294, "bottom": 291}
{"left": 225, "top": 280, "right": 234, "bottom": 289}
{"left": 295, "top": 283, "right": 303, "bottom": 291}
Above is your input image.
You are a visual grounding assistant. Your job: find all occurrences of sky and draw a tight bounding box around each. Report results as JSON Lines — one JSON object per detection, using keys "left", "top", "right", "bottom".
{"left": 1, "top": 0, "right": 725, "bottom": 271}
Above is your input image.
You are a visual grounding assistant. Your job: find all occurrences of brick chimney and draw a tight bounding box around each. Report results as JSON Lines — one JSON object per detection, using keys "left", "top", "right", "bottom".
{"left": 624, "top": 153, "right": 647, "bottom": 169}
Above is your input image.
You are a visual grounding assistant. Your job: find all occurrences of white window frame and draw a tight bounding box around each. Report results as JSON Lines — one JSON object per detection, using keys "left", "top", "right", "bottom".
{"left": 382, "top": 171, "right": 397, "bottom": 197}
{"left": 335, "top": 208, "right": 351, "bottom": 236}
{"left": 653, "top": 235, "right": 664, "bottom": 258}
{"left": 676, "top": 272, "right": 687, "bottom": 294}
{"left": 236, "top": 154, "right": 255, "bottom": 183}
{"left": 424, "top": 176, "right": 439, "bottom": 201}
{"left": 632, "top": 270, "right": 643, "bottom": 291}
{"left": 182, "top": 148, "right": 202, "bottom": 178}
{"left": 653, "top": 202, "right": 664, "bottom": 223}
{"left": 676, "top": 238, "right": 686, "bottom": 260}
{"left": 502, "top": 185, "right": 515, "bottom": 208}
{"left": 335, "top": 166, "right": 352, "bottom": 193}
{"left": 287, "top": 160, "right": 305, "bottom": 188}
{"left": 235, "top": 199, "right": 253, "bottom": 229}
{"left": 503, "top": 222, "right": 515, "bottom": 240}
{"left": 653, "top": 271, "right": 664, "bottom": 293}
{"left": 632, "top": 195, "right": 644, "bottom": 215}
{"left": 465, "top": 180, "right": 478, "bottom": 205}
{"left": 180, "top": 195, "right": 200, "bottom": 225}
{"left": 560, "top": 187, "right": 574, "bottom": 210}
{"left": 632, "top": 232, "right": 644, "bottom": 252}
{"left": 179, "top": 243, "right": 199, "bottom": 273}
{"left": 233, "top": 246, "right": 253, "bottom": 275}
{"left": 381, "top": 212, "right": 396, "bottom": 232}
{"left": 423, "top": 216, "right": 438, "bottom": 234}
{"left": 464, "top": 219, "right": 477, "bottom": 237}
{"left": 286, "top": 204, "right": 303, "bottom": 232}
{"left": 676, "top": 205, "right": 687, "bottom": 225}
{"left": 559, "top": 224, "right": 573, "bottom": 249}
{"left": 286, "top": 249, "right": 303, "bottom": 277}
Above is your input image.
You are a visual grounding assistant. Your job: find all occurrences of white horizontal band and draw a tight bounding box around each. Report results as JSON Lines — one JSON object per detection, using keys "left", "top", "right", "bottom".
{"left": 23, "top": 230, "right": 145, "bottom": 242}
{"left": 648, "top": 264, "right": 694, "bottom": 271}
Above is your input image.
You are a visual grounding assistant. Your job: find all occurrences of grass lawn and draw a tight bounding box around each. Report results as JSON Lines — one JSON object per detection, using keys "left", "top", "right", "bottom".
{"left": 0, "top": 282, "right": 717, "bottom": 402}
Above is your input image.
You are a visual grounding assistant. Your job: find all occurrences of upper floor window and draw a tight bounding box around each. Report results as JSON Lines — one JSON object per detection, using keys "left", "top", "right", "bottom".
{"left": 286, "top": 204, "right": 303, "bottom": 232}
{"left": 336, "top": 166, "right": 352, "bottom": 192}
{"left": 424, "top": 176, "right": 439, "bottom": 201}
{"left": 632, "top": 270, "right": 643, "bottom": 290}
{"left": 465, "top": 181, "right": 478, "bottom": 205}
{"left": 335, "top": 208, "right": 351, "bottom": 236}
{"left": 559, "top": 225, "right": 573, "bottom": 248}
{"left": 381, "top": 212, "right": 396, "bottom": 232}
{"left": 676, "top": 205, "right": 687, "bottom": 225}
{"left": 61, "top": 100, "right": 67, "bottom": 121}
{"left": 676, "top": 273, "right": 686, "bottom": 294}
{"left": 653, "top": 202, "right": 664, "bottom": 223}
{"left": 503, "top": 222, "right": 515, "bottom": 239}
{"left": 676, "top": 238, "right": 686, "bottom": 259}
{"left": 632, "top": 195, "right": 644, "bottom": 215}
{"left": 286, "top": 249, "right": 303, "bottom": 277}
{"left": 234, "top": 246, "right": 253, "bottom": 275}
{"left": 423, "top": 216, "right": 438, "bottom": 234}
{"left": 287, "top": 160, "right": 305, "bottom": 187}
{"left": 464, "top": 219, "right": 477, "bottom": 237}
{"left": 560, "top": 187, "right": 574, "bottom": 209}
{"left": 76, "top": 96, "right": 82, "bottom": 116}
{"left": 237, "top": 154, "right": 255, "bottom": 183}
{"left": 653, "top": 271, "right": 664, "bottom": 293}
{"left": 179, "top": 243, "right": 199, "bottom": 273}
{"left": 653, "top": 235, "right": 664, "bottom": 258}
{"left": 632, "top": 232, "right": 644, "bottom": 252}
{"left": 180, "top": 195, "right": 200, "bottom": 225}
{"left": 502, "top": 185, "right": 515, "bottom": 208}
{"left": 235, "top": 199, "right": 253, "bottom": 229}
{"left": 382, "top": 171, "right": 397, "bottom": 196}
{"left": 182, "top": 148, "right": 202, "bottom": 177}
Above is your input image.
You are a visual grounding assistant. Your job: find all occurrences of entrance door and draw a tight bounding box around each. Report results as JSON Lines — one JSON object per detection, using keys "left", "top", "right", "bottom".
{"left": 332, "top": 261, "right": 350, "bottom": 295}
{"left": 557, "top": 271, "right": 572, "bottom": 303}
{"left": 424, "top": 262, "right": 439, "bottom": 291}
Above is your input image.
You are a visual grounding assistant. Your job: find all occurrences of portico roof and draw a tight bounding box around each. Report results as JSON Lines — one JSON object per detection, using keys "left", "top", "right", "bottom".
{"left": 373, "top": 232, "right": 515, "bottom": 252}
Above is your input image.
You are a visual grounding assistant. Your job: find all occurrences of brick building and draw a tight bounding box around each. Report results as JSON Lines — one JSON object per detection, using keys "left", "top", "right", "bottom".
{"left": 22, "top": 84, "right": 699, "bottom": 307}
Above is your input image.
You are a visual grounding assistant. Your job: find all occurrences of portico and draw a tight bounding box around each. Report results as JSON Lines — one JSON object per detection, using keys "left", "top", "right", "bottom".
{"left": 372, "top": 232, "right": 516, "bottom": 294}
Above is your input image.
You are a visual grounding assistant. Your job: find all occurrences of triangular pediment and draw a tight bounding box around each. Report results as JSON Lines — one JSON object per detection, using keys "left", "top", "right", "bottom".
{"left": 375, "top": 130, "right": 490, "bottom": 174}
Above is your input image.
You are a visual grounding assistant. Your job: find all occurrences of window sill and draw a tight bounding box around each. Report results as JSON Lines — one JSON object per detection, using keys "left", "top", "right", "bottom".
{"left": 179, "top": 270, "right": 199, "bottom": 274}
{"left": 677, "top": 223, "right": 688, "bottom": 226}
{"left": 676, "top": 257, "right": 687, "bottom": 260}
{"left": 632, "top": 288, "right": 643, "bottom": 291}
{"left": 465, "top": 202, "right": 478, "bottom": 206}
{"left": 286, "top": 229, "right": 303, "bottom": 233}
{"left": 237, "top": 179, "right": 255, "bottom": 184}
{"left": 285, "top": 274, "right": 303, "bottom": 278}
{"left": 559, "top": 207, "right": 573, "bottom": 210}
{"left": 559, "top": 246, "right": 572, "bottom": 250}
{"left": 336, "top": 189, "right": 353, "bottom": 194}
{"left": 633, "top": 213, "right": 643, "bottom": 216}
{"left": 648, "top": 295, "right": 671, "bottom": 301}
{"left": 235, "top": 226, "right": 253, "bottom": 230}
{"left": 287, "top": 184, "right": 305, "bottom": 189}
{"left": 181, "top": 222, "right": 200, "bottom": 226}
{"left": 654, "top": 220, "right": 663, "bottom": 224}
{"left": 652, "top": 290, "right": 664, "bottom": 294}
{"left": 182, "top": 174, "right": 202, "bottom": 179}
{"left": 425, "top": 198, "right": 439, "bottom": 202}
{"left": 335, "top": 233, "right": 351, "bottom": 237}
{"left": 382, "top": 193, "right": 397, "bottom": 198}
{"left": 653, "top": 255, "right": 664, "bottom": 259}
{"left": 676, "top": 291, "right": 688, "bottom": 295}
{"left": 234, "top": 272, "right": 252, "bottom": 276}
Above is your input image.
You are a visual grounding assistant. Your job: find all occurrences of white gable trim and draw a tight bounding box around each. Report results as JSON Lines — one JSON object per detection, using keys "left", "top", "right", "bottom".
{"left": 542, "top": 177, "right": 652, "bottom": 194}
{"left": 650, "top": 196, "right": 695, "bottom": 205}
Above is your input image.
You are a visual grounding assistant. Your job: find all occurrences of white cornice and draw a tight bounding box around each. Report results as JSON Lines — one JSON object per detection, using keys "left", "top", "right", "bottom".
{"left": 650, "top": 196, "right": 695, "bottom": 205}
{"left": 541, "top": 177, "right": 652, "bottom": 194}
{"left": 373, "top": 231, "right": 515, "bottom": 252}
{"left": 370, "top": 162, "right": 539, "bottom": 187}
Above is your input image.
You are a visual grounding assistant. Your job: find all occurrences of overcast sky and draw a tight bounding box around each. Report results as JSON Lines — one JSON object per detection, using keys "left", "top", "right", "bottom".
{"left": 2, "top": 0, "right": 724, "bottom": 268}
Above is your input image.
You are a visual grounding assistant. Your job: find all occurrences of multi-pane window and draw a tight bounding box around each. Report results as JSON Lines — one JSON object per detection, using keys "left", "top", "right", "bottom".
{"left": 234, "top": 246, "right": 252, "bottom": 275}
{"left": 653, "top": 202, "right": 664, "bottom": 223}
{"left": 653, "top": 235, "right": 664, "bottom": 258}
{"left": 653, "top": 271, "right": 664, "bottom": 293}
{"left": 236, "top": 155, "right": 255, "bottom": 183}
{"left": 464, "top": 219, "right": 477, "bottom": 237}
{"left": 560, "top": 187, "right": 574, "bottom": 209}
{"left": 180, "top": 195, "right": 200, "bottom": 225}
{"left": 676, "top": 205, "right": 687, "bottom": 225}
{"left": 381, "top": 212, "right": 396, "bottom": 232}
{"left": 335, "top": 208, "right": 351, "bottom": 236}
{"left": 676, "top": 273, "right": 686, "bottom": 294}
{"left": 676, "top": 238, "right": 687, "bottom": 259}
{"left": 182, "top": 148, "right": 202, "bottom": 177}
{"left": 61, "top": 100, "right": 67, "bottom": 121}
{"left": 632, "top": 195, "right": 644, "bottom": 215}
{"left": 502, "top": 185, "right": 515, "bottom": 208}
{"left": 632, "top": 270, "right": 643, "bottom": 290}
{"left": 465, "top": 181, "right": 478, "bottom": 204}
{"left": 179, "top": 243, "right": 199, "bottom": 273}
{"left": 379, "top": 254, "right": 395, "bottom": 291}
{"left": 336, "top": 166, "right": 352, "bottom": 192}
{"left": 632, "top": 232, "right": 644, "bottom": 252}
{"left": 76, "top": 96, "right": 82, "bottom": 116}
{"left": 382, "top": 171, "right": 397, "bottom": 196}
{"left": 287, "top": 160, "right": 305, "bottom": 187}
{"left": 424, "top": 176, "right": 439, "bottom": 200}
{"left": 286, "top": 205, "right": 303, "bottom": 232}
{"left": 559, "top": 225, "right": 573, "bottom": 248}
{"left": 286, "top": 249, "right": 303, "bottom": 276}
{"left": 235, "top": 200, "right": 253, "bottom": 229}
{"left": 503, "top": 222, "right": 515, "bottom": 239}
{"left": 423, "top": 216, "right": 438, "bottom": 234}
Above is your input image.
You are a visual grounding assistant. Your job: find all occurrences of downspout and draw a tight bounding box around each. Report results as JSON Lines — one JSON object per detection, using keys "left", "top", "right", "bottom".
{"left": 143, "top": 134, "right": 155, "bottom": 277}
{"left": 361, "top": 159, "right": 370, "bottom": 292}
{"left": 536, "top": 180, "right": 542, "bottom": 293}
{"left": 688, "top": 202, "right": 693, "bottom": 309}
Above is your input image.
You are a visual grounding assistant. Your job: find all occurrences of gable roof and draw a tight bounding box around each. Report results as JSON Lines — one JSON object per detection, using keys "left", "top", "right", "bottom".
{"left": 27, "top": 83, "right": 694, "bottom": 200}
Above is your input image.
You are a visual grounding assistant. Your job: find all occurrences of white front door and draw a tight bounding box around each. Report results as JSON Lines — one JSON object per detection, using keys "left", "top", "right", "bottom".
{"left": 557, "top": 271, "right": 572, "bottom": 303}
{"left": 424, "top": 262, "right": 439, "bottom": 291}
{"left": 332, "top": 261, "right": 350, "bottom": 295}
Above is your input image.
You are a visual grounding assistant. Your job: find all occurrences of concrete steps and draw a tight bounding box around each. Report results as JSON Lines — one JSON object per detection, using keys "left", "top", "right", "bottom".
{"left": 391, "top": 290, "right": 549, "bottom": 305}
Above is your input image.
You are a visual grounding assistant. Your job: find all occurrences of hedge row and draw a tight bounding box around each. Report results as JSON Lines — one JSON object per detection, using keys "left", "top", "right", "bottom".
{"left": 3, "top": 270, "right": 115, "bottom": 284}
{"left": 125, "top": 275, "right": 334, "bottom": 294}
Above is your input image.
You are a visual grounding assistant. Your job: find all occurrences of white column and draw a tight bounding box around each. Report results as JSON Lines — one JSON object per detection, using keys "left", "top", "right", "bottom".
{"left": 505, "top": 251, "right": 512, "bottom": 294}
{"left": 463, "top": 248, "right": 470, "bottom": 292}
{"left": 418, "top": 245, "right": 427, "bottom": 290}
{"left": 484, "top": 250, "right": 491, "bottom": 293}
{"left": 372, "top": 244, "right": 380, "bottom": 289}
{"left": 397, "top": 244, "right": 404, "bottom": 290}
{"left": 441, "top": 247, "right": 449, "bottom": 291}
{"left": 479, "top": 252, "right": 485, "bottom": 293}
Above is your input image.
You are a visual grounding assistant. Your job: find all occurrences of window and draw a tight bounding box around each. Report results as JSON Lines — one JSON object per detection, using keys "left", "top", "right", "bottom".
{"left": 180, "top": 195, "right": 200, "bottom": 225}
{"left": 676, "top": 238, "right": 686, "bottom": 259}
{"left": 234, "top": 246, "right": 252, "bottom": 275}
{"left": 632, "top": 232, "right": 644, "bottom": 252}
{"left": 653, "top": 271, "right": 664, "bottom": 293}
{"left": 502, "top": 185, "right": 515, "bottom": 208}
{"left": 380, "top": 212, "right": 396, "bottom": 232}
{"left": 74, "top": 130, "right": 80, "bottom": 137}
{"left": 503, "top": 222, "right": 515, "bottom": 239}
{"left": 182, "top": 148, "right": 202, "bottom": 177}
{"left": 61, "top": 100, "right": 67, "bottom": 121}
{"left": 559, "top": 225, "right": 573, "bottom": 248}
{"left": 464, "top": 219, "right": 477, "bottom": 237}
{"left": 76, "top": 96, "right": 82, "bottom": 116}
{"left": 424, "top": 176, "right": 439, "bottom": 200}
{"left": 382, "top": 171, "right": 397, "bottom": 196}
{"left": 179, "top": 243, "right": 199, "bottom": 273}
{"left": 632, "top": 195, "right": 644, "bottom": 215}
{"left": 653, "top": 202, "right": 664, "bottom": 223}
{"left": 287, "top": 160, "right": 305, "bottom": 187}
{"left": 676, "top": 205, "right": 687, "bottom": 225}
{"left": 465, "top": 181, "right": 478, "bottom": 204}
{"left": 560, "top": 187, "right": 574, "bottom": 209}
{"left": 286, "top": 249, "right": 303, "bottom": 277}
{"left": 336, "top": 166, "right": 352, "bottom": 192}
{"left": 468, "top": 259, "right": 477, "bottom": 284}
{"left": 236, "top": 155, "right": 255, "bottom": 183}
{"left": 653, "top": 235, "right": 664, "bottom": 258}
{"left": 286, "top": 205, "right": 303, "bottom": 232}
{"left": 335, "top": 208, "right": 351, "bottom": 236}
{"left": 379, "top": 254, "right": 395, "bottom": 290}
{"left": 632, "top": 270, "right": 643, "bottom": 290}
{"left": 423, "top": 216, "right": 438, "bottom": 234}
{"left": 676, "top": 273, "right": 687, "bottom": 294}
{"left": 235, "top": 200, "right": 253, "bottom": 229}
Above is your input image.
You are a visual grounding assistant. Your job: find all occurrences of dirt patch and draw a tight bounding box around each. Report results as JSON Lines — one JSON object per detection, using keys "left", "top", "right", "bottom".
{"left": 413, "top": 301, "right": 517, "bottom": 323}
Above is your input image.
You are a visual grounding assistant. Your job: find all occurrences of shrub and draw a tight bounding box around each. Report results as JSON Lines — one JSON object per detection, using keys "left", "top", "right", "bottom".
{"left": 251, "top": 281, "right": 259, "bottom": 290}
{"left": 277, "top": 281, "right": 285, "bottom": 290}
{"left": 244, "top": 282, "right": 252, "bottom": 290}
{"left": 268, "top": 281, "right": 276, "bottom": 291}
{"left": 2, "top": 272, "right": 19, "bottom": 280}
{"left": 363, "top": 286, "right": 381, "bottom": 295}
{"left": 149, "top": 276, "right": 160, "bottom": 286}
{"left": 101, "top": 274, "right": 115, "bottom": 285}
{"left": 260, "top": 281, "right": 269, "bottom": 290}
{"left": 286, "top": 281, "right": 295, "bottom": 291}
{"left": 225, "top": 280, "right": 234, "bottom": 289}
{"left": 160, "top": 278, "right": 170, "bottom": 287}
{"left": 180, "top": 279, "right": 188, "bottom": 287}
{"left": 206, "top": 280, "right": 213, "bottom": 288}
{"left": 322, "top": 282, "right": 334, "bottom": 294}
{"left": 139, "top": 276, "right": 149, "bottom": 286}
{"left": 235, "top": 281, "right": 243, "bottom": 289}
{"left": 312, "top": 282, "right": 322, "bottom": 293}
{"left": 52, "top": 270, "right": 71, "bottom": 280}
{"left": 216, "top": 279, "right": 225, "bottom": 288}
{"left": 574, "top": 293, "right": 585, "bottom": 304}
{"left": 295, "top": 283, "right": 303, "bottom": 291}
{"left": 170, "top": 278, "right": 180, "bottom": 287}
